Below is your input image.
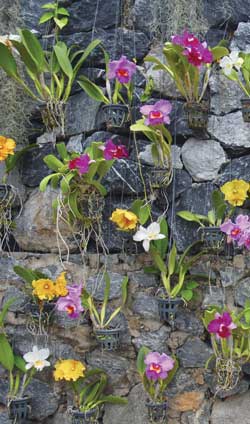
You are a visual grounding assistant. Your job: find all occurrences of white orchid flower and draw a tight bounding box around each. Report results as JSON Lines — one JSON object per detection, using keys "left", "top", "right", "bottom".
{"left": 220, "top": 51, "right": 244, "bottom": 76}
{"left": 133, "top": 222, "right": 166, "bottom": 252}
{"left": 23, "top": 346, "right": 50, "bottom": 371}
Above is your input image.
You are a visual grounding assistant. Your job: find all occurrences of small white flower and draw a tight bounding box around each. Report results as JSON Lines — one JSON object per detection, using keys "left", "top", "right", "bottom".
{"left": 220, "top": 51, "right": 244, "bottom": 76}
{"left": 23, "top": 346, "right": 50, "bottom": 371}
{"left": 133, "top": 222, "right": 166, "bottom": 252}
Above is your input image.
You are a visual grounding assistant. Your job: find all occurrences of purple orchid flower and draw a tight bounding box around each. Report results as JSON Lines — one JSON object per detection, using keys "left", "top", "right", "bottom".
{"left": 220, "top": 219, "right": 242, "bottom": 241}
{"left": 221, "top": 215, "right": 250, "bottom": 246}
{"left": 56, "top": 284, "right": 84, "bottom": 319}
{"left": 172, "top": 30, "right": 201, "bottom": 48}
{"left": 140, "top": 100, "right": 172, "bottom": 126}
{"left": 144, "top": 351, "right": 175, "bottom": 381}
{"left": 108, "top": 55, "right": 137, "bottom": 83}
{"left": 172, "top": 31, "right": 213, "bottom": 68}
{"left": 207, "top": 312, "right": 236, "bottom": 339}
{"left": 101, "top": 140, "right": 129, "bottom": 160}
{"left": 69, "top": 154, "right": 94, "bottom": 175}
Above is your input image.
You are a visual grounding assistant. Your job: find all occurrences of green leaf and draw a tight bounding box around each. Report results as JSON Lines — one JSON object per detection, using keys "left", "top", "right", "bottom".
{"left": 0, "top": 43, "right": 19, "bottom": 78}
{"left": 153, "top": 218, "right": 168, "bottom": 258}
{"left": 211, "top": 46, "right": 229, "bottom": 61}
{"left": 100, "top": 273, "right": 110, "bottom": 326}
{"left": 56, "top": 143, "right": 69, "bottom": 161}
{"left": 13, "top": 265, "right": 40, "bottom": 285}
{"left": 68, "top": 191, "right": 83, "bottom": 220}
{"left": 177, "top": 210, "right": 205, "bottom": 225}
{"left": 150, "top": 245, "right": 167, "bottom": 274}
{"left": 0, "top": 334, "right": 14, "bottom": 371}
{"left": 95, "top": 395, "right": 128, "bottom": 405}
{"left": 20, "top": 29, "right": 45, "bottom": 73}
{"left": 130, "top": 199, "right": 150, "bottom": 225}
{"left": 0, "top": 298, "right": 16, "bottom": 327}
{"left": 60, "top": 172, "right": 75, "bottom": 194}
{"left": 41, "top": 2, "right": 56, "bottom": 9}
{"left": 44, "top": 154, "right": 64, "bottom": 172}
{"left": 39, "top": 11, "right": 54, "bottom": 24}
{"left": 14, "top": 355, "right": 27, "bottom": 373}
{"left": 180, "top": 289, "right": 193, "bottom": 301}
{"left": 185, "top": 280, "right": 198, "bottom": 289}
{"left": 137, "top": 346, "right": 150, "bottom": 375}
{"left": 162, "top": 357, "right": 178, "bottom": 388}
{"left": 39, "top": 173, "right": 59, "bottom": 192}
{"left": 54, "top": 42, "right": 73, "bottom": 78}
{"left": 168, "top": 243, "right": 177, "bottom": 275}
{"left": 73, "top": 39, "right": 102, "bottom": 76}
{"left": 57, "top": 7, "right": 70, "bottom": 16}
{"left": 78, "top": 76, "right": 108, "bottom": 103}
{"left": 54, "top": 17, "right": 68, "bottom": 29}
{"left": 121, "top": 276, "right": 129, "bottom": 305}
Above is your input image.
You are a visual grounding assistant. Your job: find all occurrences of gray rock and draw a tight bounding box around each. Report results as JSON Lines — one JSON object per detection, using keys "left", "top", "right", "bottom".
{"left": 0, "top": 412, "right": 11, "bottom": 424}
{"left": 132, "top": 293, "right": 159, "bottom": 320}
{"left": 208, "top": 112, "right": 250, "bottom": 153}
{"left": 103, "top": 384, "right": 149, "bottom": 424}
{"left": 216, "top": 155, "right": 250, "bottom": 185}
{"left": 86, "top": 272, "right": 127, "bottom": 300}
{"left": 13, "top": 187, "right": 78, "bottom": 253}
{"left": 219, "top": 267, "right": 245, "bottom": 288}
{"left": 66, "top": 134, "right": 84, "bottom": 153}
{"left": 231, "top": 22, "right": 250, "bottom": 52}
{"left": 204, "top": 1, "right": 250, "bottom": 30}
{"left": 167, "top": 169, "right": 193, "bottom": 200}
{"left": 20, "top": 0, "right": 51, "bottom": 33}
{"left": 202, "top": 287, "right": 225, "bottom": 309}
{"left": 2, "top": 287, "right": 29, "bottom": 313}
{"left": 86, "top": 349, "right": 129, "bottom": 386}
{"left": 211, "top": 391, "right": 250, "bottom": 423}
{"left": 20, "top": 143, "right": 54, "bottom": 188}
{"left": 65, "top": 0, "right": 121, "bottom": 33}
{"left": 210, "top": 70, "right": 242, "bottom": 115}
{"left": 65, "top": 91, "right": 101, "bottom": 136}
{"left": 103, "top": 159, "right": 146, "bottom": 196}
{"left": 177, "top": 337, "right": 212, "bottom": 368}
{"left": 128, "top": 271, "right": 158, "bottom": 289}
{"left": 27, "top": 379, "right": 58, "bottom": 421}
{"left": 175, "top": 310, "right": 204, "bottom": 337}
{"left": 170, "top": 182, "right": 216, "bottom": 251}
{"left": 139, "top": 144, "right": 183, "bottom": 169}
{"left": 181, "top": 138, "right": 227, "bottom": 182}
{"left": 132, "top": 326, "right": 171, "bottom": 352}
{"left": 181, "top": 400, "right": 211, "bottom": 424}
{"left": 235, "top": 277, "right": 250, "bottom": 306}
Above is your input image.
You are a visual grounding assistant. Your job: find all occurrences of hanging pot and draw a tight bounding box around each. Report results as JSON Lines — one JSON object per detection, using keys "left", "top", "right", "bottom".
{"left": 185, "top": 102, "right": 209, "bottom": 129}
{"left": 94, "top": 327, "right": 121, "bottom": 351}
{"left": 157, "top": 297, "right": 182, "bottom": 322}
{"left": 102, "top": 104, "right": 129, "bottom": 129}
{"left": 8, "top": 397, "right": 31, "bottom": 423}
{"left": 150, "top": 167, "right": 171, "bottom": 189}
{"left": 241, "top": 98, "right": 250, "bottom": 122}
{"left": 71, "top": 407, "right": 99, "bottom": 424}
{"left": 198, "top": 226, "right": 225, "bottom": 250}
{"left": 145, "top": 400, "right": 168, "bottom": 423}
{"left": 28, "top": 301, "right": 56, "bottom": 321}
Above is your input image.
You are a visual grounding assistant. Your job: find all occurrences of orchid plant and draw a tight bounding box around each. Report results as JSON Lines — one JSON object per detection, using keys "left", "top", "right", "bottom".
{"left": 39, "top": 140, "right": 128, "bottom": 226}
{"left": 145, "top": 31, "right": 228, "bottom": 104}
{"left": 0, "top": 28, "right": 101, "bottom": 135}
{"left": 204, "top": 304, "right": 250, "bottom": 392}
{"left": 220, "top": 51, "right": 250, "bottom": 97}
{"left": 54, "top": 360, "right": 127, "bottom": 415}
{"left": 82, "top": 272, "right": 129, "bottom": 330}
{"left": 0, "top": 299, "right": 50, "bottom": 401}
{"left": 137, "top": 346, "right": 178, "bottom": 404}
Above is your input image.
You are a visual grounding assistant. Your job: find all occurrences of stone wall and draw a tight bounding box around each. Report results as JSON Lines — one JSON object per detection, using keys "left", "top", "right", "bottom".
{"left": 2, "top": 0, "right": 250, "bottom": 423}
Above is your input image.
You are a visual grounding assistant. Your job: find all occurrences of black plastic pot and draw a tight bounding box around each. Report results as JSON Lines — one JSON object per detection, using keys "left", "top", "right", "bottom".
{"left": 8, "top": 397, "right": 31, "bottom": 423}
{"left": 145, "top": 400, "right": 168, "bottom": 423}
{"left": 199, "top": 226, "right": 225, "bottom": 250}
{"left": 102, "top": 104, "right": 129, "bottom": 128}
{"left": 241, "top": 98, "right": 250, "bottom": 122}
{"left": 150, "top": 168, "right": 171, "bottom": 189}
{"left": 157, "top": 297, "right": 182, "bottom": 322}
{"left": 71, "top": 407, "right": 99, "bottom": 424}
{"left": 94, "top": 327, "right": 121, "bottom": 351}
{"left": 185, "top": 102, "right": 209, "bottom": 129}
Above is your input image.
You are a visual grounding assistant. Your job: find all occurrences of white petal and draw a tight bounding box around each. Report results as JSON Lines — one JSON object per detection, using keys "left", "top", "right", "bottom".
{"left": 154, "top": 233, "right": 166, "bottom": 240}
{"left": 23, "top": 352, "right": 35, "bottom": 363}
{"left": 25, "top": 363, "right": 33, "bottom": 370}
{"left": 38, "top": 348, "right": 50, "bottom": 360}
{"left": 147, "top": 222, "right": 160, "bottom": 234}
{"left": 143, "top": 239, "right": 150, "bottom": 252}
{"left": 133, "top": 227, "right": 147, "bottom": 242}
{"left": 32, "top": 346, "right": 39, "bottom": 352}
{"left": 230, "top": 51, "right": 239, "bottom": 61}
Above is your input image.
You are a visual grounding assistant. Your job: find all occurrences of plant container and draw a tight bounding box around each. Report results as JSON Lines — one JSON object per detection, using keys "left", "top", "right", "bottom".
{"left": 71, "top": 407, "right": 99, "bottom": 424}
{"left": 185, "top": 102, "right": 209, "bottom": 129}
{"left": 8, "top": 397, "right": 31, "bottom": 423}
{"left": 102, "top": 104, "right": 129, "bottom": 129}
{"left": 241, "top": 98, "right": 250, "bottom": 122}
{"left": 94, "top": 327, "right": 121, "bottom": 351}
{"left": 199, "top": 226, "right": 225, "bottom": 250}
{"left": 145, "top": 400, "right": 168, "bottom": 423}
{"left": 157, "top": 297, "right": 182, "bottom": 322}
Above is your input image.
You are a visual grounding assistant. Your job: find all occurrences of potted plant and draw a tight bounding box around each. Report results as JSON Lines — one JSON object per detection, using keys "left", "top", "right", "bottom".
{"left": 177, "top": 181, "right": 250, "bottom": 251}
{"left": 219, "top": 51, "right": 250, "bottom": 122}
{"left": 133, "top": 218, "right": 202, "bottom": 322}
{"left": 78, "top": 53, "right": 137, "bottom": 129}
{"left": 137, "top": 346, "right": 178, "bottom": 422}
{"left": 0, "top": 299, "right": 50, "bottom": 422}
{"left": 145, "top": 31, "right": 228, "bottom": 129}
{"left": 82, "top": 272, "right": 129, "bottom": 351}
{"left": 203, "top": 303, "right": 250, "bottom": 394}
{"left": 130, "top": 100, "right": 173, "bottom": 188}
{"left": 0, "top": 28, "right": 101, "bottom": 138}
{"left": 54, "top": 360, "right": 127, "bottom": 423}
{"left": 13, "top": 265, "right": 69, "bottom": 333}
{"left": 39, "top": 140, "right": 128, "bottom": 255}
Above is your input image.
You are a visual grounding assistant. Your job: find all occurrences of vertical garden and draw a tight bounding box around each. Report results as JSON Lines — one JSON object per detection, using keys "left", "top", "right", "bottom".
{"left": 1, "top": 0, "right": 250, "bottom": 423}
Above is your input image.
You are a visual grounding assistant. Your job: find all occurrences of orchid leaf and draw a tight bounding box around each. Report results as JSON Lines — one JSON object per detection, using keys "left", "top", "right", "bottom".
{"left": 100, "top": 273, "right": 110, "bottom": 326}
{"left": 137, "top": 346, "right": 150, "bottom": 376}
{"left": 78, "top": 75, "right": 109, "bottom": 103}
{"left": 153, "top": 218, "right": 168, "bottom": 259}
{"left": 0, "top": 43, "right": 19, "bottom": 78}
{"left": 44, "top": 155, "right": 65, "bottom": 172}
{"left": 211, "top": 46, "right": 229, "bottom": 61}
{"left": 56, "top": 143, "right": 70, "bottom": 161}
{"left": 162, "top": 357, "right": 178, "bottom": 388}
{"left": 14, "top": 355, "right": 27, "bottom": 373}
{"left": 68, "top": 191, "right": 83, "bottom": 220}
{"left": 54, "top": 42, "right": 73, "bottom": 78}
{"left": 20, "top": 29, "right": 45, "bottom": 73}
{"left": 73, "top": 39, "right": 102, "bottom": 76}
{"left": 168, "top": 243, "right": 177, "bottom": 276}
{"left": 39, "top": 173, "right": 60, "bottom": 191}
{"left": 0, "top": 334, "right": 14, "bottom": 371}
{"left": 177, "top": 210, "right": 204, "bottom": 225}
{"left": 0, "top": 298, "right": 16, "bottom": 327}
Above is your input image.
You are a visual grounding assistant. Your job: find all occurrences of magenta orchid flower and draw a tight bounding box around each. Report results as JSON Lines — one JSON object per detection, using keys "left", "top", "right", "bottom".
{"left": 100, "top": 140, "right": 129, "bottom": 160}
{"left": 144, "top": 351, "right": 175, "bottom": 381}
{"left": 108, "top": 56, "right": 137, "bottom": 84}
{"left": 172, "top": 31, "right": 213, "bottom": 68}
{"left": 221, "top": 215, "right": 250, "bottom": 248}
{"left": 68, "top": 154, "right": 94, "bottom": 175}
{"left": 140, "top": 100, "right": 172, "bottom": 126}
{"left": 220, "top": 219, "right": 242, "bottom": 241}
{"left": 207, "top": 312, "right": 237, "bottom": 339}
{"left": 56, "top": 284, "right": 84, "bottom": 319}
{"left": 172, "top": 30, "right": 200, "bottom": 48}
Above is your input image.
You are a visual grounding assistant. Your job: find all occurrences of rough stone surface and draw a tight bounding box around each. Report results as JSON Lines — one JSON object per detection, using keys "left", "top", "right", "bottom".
{"left": 20, "top": 143, "right": 54, "bottom": 188}
{"left": 86, "top": 272, "right": 127, "bottom": 300}
{"left": 208, "top": 112, "right": 250, "bottom": 153}
{"left": 210, "top": 70, "right": 242, "bottom": 115}
{"left": 181, "top": 138, "right": 227, "bottom": 182}
{"left": 175, "top": 310, "right": 204, "bottom": 337}
{"left": 177, "top": 338, "right": 213, "bottom": 368}
{"left": 139, "top": 144, "right": 183, "bottom": 169}
{"left": 211, "top": 392, "right": 250, "bottom": 423}
{"left": 234, "top": 277, "right": 250, "bottom": 307}
{"left": 132, "top": 326, "right": 171, "bottom": 352}
{"left": 202, "top": 287, "right": 225, "bottom": 309}
{"left": 216, "top": 155, "right": 250, "bottom": 184}
{"left": 231, "top": 22, "right": 250, "bottom": 52}
{"left": 13, "top": 187, "right": 78, "bottom": 253}
{"left": 203, "top": 1, "right": 250, "bottom": 29}
{"left": 132, "top": 293, "right": 159, "bottom": 320}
